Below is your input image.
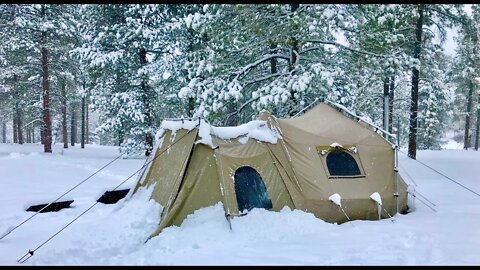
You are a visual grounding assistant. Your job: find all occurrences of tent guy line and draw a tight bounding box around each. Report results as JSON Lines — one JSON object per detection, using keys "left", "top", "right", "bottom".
{"left": 16, "top": 127, "right": 198, "bottom": 264}
{"left": 399, "top": 150, "right": 480, "bottom": 198}
{"left": 0, "top": 152, "right": 126, "bottom": 241}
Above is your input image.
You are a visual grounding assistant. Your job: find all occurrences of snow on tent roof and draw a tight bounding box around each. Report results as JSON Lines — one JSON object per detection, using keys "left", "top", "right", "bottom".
{"left": 155, "top": 118, "right": 282, "bottom": 148}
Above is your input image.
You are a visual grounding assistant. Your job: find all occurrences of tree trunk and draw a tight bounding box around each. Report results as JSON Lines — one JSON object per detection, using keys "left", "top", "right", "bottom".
{"left": 388, "top": 73, "right": 395, "bottom": 133}
{"left": 270, "top": 42, "right": 277, "bottom": 75}
{"left": 185, "top": 27, "right": 196, "bottom": 119}
{"left": 117, "top": 129, "right": 124, "bottom": 147}
{"left": 81, "top": 95, "right": 85, "bottom": 149}
{"left": 475, "top": 93, "right": 480, "bottom": 150}
{"left": 14, "top": 75, "right": 24, "bottom": 145}
{"left": 270, "top": 41, "right": 278, "bottom": 115}
{"left": 61, "top": 81, "right": 68, "bottom": 148}
{"left": 464, "top": 78, "right": 474, "bottom": 149}
{"left": 12, "top": 74, "right": 19, "bottom": 144}
{"left": 225, "top": 101, "right": 238, "bottom": 126}
{"left": 13, "top": 112, "right": 18, "bottom": 144}
{"left": 139, "top": 47, "right": 153, "bottom": 156}
{"left": 71, "top": 103, "right": 77, "bottom": 147}
{"left": 383, "top": 76, "right": 389, "bottom": 135}
{"left": 41, "top": 5, "right": 52, "bottom": 153}
{"left": 85, "top": 98, "right": 89, "bottom": 144}
{"left": 288, "top": 4, "right": 300, "bottom": 117}
{"left": 32, "top": 127, "right": 35, "bottom": 143}
{"left": 17, "top": 110, "right": 23, "bottom": 145}
{"left": 188, "top": 97, "right": 195, "bottom": 117}
{"left": 408, "top": 4, "right": 424, "bottom": 160}
{"left": 2, "top": 121, "right": 6, "bottom": 143}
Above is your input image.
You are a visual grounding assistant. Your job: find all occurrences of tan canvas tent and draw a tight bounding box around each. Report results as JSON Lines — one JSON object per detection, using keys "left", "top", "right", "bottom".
{"left": 131, "top": 101, "right": 409, "bottom": 240}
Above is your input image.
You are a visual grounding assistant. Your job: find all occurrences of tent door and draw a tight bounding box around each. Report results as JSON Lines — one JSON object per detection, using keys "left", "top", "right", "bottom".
{"left": 234, "top": 166, "right": 273, "bottom": 213}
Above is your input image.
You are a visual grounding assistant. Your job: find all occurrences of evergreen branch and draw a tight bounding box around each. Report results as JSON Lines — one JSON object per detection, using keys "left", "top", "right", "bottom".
{"left": 236, "top": 54, "right": 290, "bottom": 77}
{"left": 243, "top": 72, "right": 287, "bottom": 86}
{"left": 426, "top": 6, "right": 467, "bottom": 25}
{"left": 305, "top": 39, "right": 391, "bottom": 58}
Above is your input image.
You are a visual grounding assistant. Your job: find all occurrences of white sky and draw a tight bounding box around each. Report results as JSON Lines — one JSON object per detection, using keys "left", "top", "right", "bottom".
{"left": 442, "top": 28, "right": 457, "bottom": 56}
{"left": 442, "top": 4, "right": 473, "bottom": 56}
{"left": 335, "top": 5, "right": 474, "bottom": 57}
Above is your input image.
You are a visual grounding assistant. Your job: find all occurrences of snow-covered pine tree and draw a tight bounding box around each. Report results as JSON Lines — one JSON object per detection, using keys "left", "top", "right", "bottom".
{"left": 403, "top": 4, "right": 465, "bottom": 158}
{"left": 0, "top": 4, "right": 81, "bottom": 151}
{"left": 417, "top": 50, "right": 455, "bottom": 149}
{"left": 453, "top": 7, "right": 479, "bottom": 150}
{"left": 344, "top": 4, "right": 412, "bottom": 135}
{"left": 177, "top": 4, "right": 395, "bottom": 126}
{"left": 74, "top": 4, "right": 180, "bottom": 156}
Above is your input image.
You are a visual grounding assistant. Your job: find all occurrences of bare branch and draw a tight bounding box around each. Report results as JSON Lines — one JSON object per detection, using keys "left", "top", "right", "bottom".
{"left": 222, "top": 96, "right": 259, "bottom": 125}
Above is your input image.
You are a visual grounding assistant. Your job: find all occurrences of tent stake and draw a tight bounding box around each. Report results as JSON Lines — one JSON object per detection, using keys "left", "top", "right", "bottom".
{"left": 225, "top": 213, "right": 233, "bottom": 231}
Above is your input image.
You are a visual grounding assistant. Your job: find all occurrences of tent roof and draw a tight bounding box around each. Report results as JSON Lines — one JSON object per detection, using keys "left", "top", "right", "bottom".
{"left": 276, "top": 102, "right": 392, "bottom": 147}
{"left": 155, "top": 102, "right": 392, "bottom": 148}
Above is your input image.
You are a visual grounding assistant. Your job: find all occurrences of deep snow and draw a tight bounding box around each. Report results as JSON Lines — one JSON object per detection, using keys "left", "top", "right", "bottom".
{"left": 0, "top": 143, "right": 479, "bottom": 265}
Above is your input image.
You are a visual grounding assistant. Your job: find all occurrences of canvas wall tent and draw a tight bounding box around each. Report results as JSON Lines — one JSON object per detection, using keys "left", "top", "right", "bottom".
{"left": 131, "top": 102, "right": 409, "bottom": 240}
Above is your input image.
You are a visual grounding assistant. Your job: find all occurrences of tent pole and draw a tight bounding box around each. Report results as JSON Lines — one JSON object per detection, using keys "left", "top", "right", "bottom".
{"left": 394, "top": 168, "right": 399, "bottom": 214}
{"left": 395, "top": 118, "right": 401, "bottom": 214}
{"left": 396, "top": 150, "right": 400, "bottom": 214}
{"left": 383, "top": 91, "right": 389, "bottom": 139}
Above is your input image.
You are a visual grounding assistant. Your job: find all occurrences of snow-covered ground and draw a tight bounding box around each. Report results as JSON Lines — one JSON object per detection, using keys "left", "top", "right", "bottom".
{"left": 0, "top": 143, "right": 479, "bottom": 265}
{"left": 441, "top": 130, "right": 464, "bottom": 150}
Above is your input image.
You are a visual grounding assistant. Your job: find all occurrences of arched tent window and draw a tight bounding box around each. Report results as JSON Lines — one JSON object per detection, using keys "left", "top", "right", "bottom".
{"left": 326, "top": 151, "right": 362, "bottom": 177}
{"left": 234, "top": 166, "right": 273, "bottom": 212}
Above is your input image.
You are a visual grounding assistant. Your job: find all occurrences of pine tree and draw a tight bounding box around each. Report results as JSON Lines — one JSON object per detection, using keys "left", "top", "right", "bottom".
{"left": 454, "top": 7, "right": 479, "bottom": 150}
{"left": 0, "top": 4, "right": 81, "bottom": 151}
{"left": 75, "top": 4, "right": 184, "bottom": 156}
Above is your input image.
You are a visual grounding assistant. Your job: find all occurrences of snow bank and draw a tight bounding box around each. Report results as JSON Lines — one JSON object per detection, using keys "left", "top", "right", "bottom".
{"left": 31, "top": 185, "right": 161, "bottom": 266}
{"left": 8, "top": 152, "right": 24, "bottom": 159}
{"left": 442, "top": 139, "right": 463, "bottom": 150}
{"left": 33, "top": 203, "right": 341, "bottom": 265}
